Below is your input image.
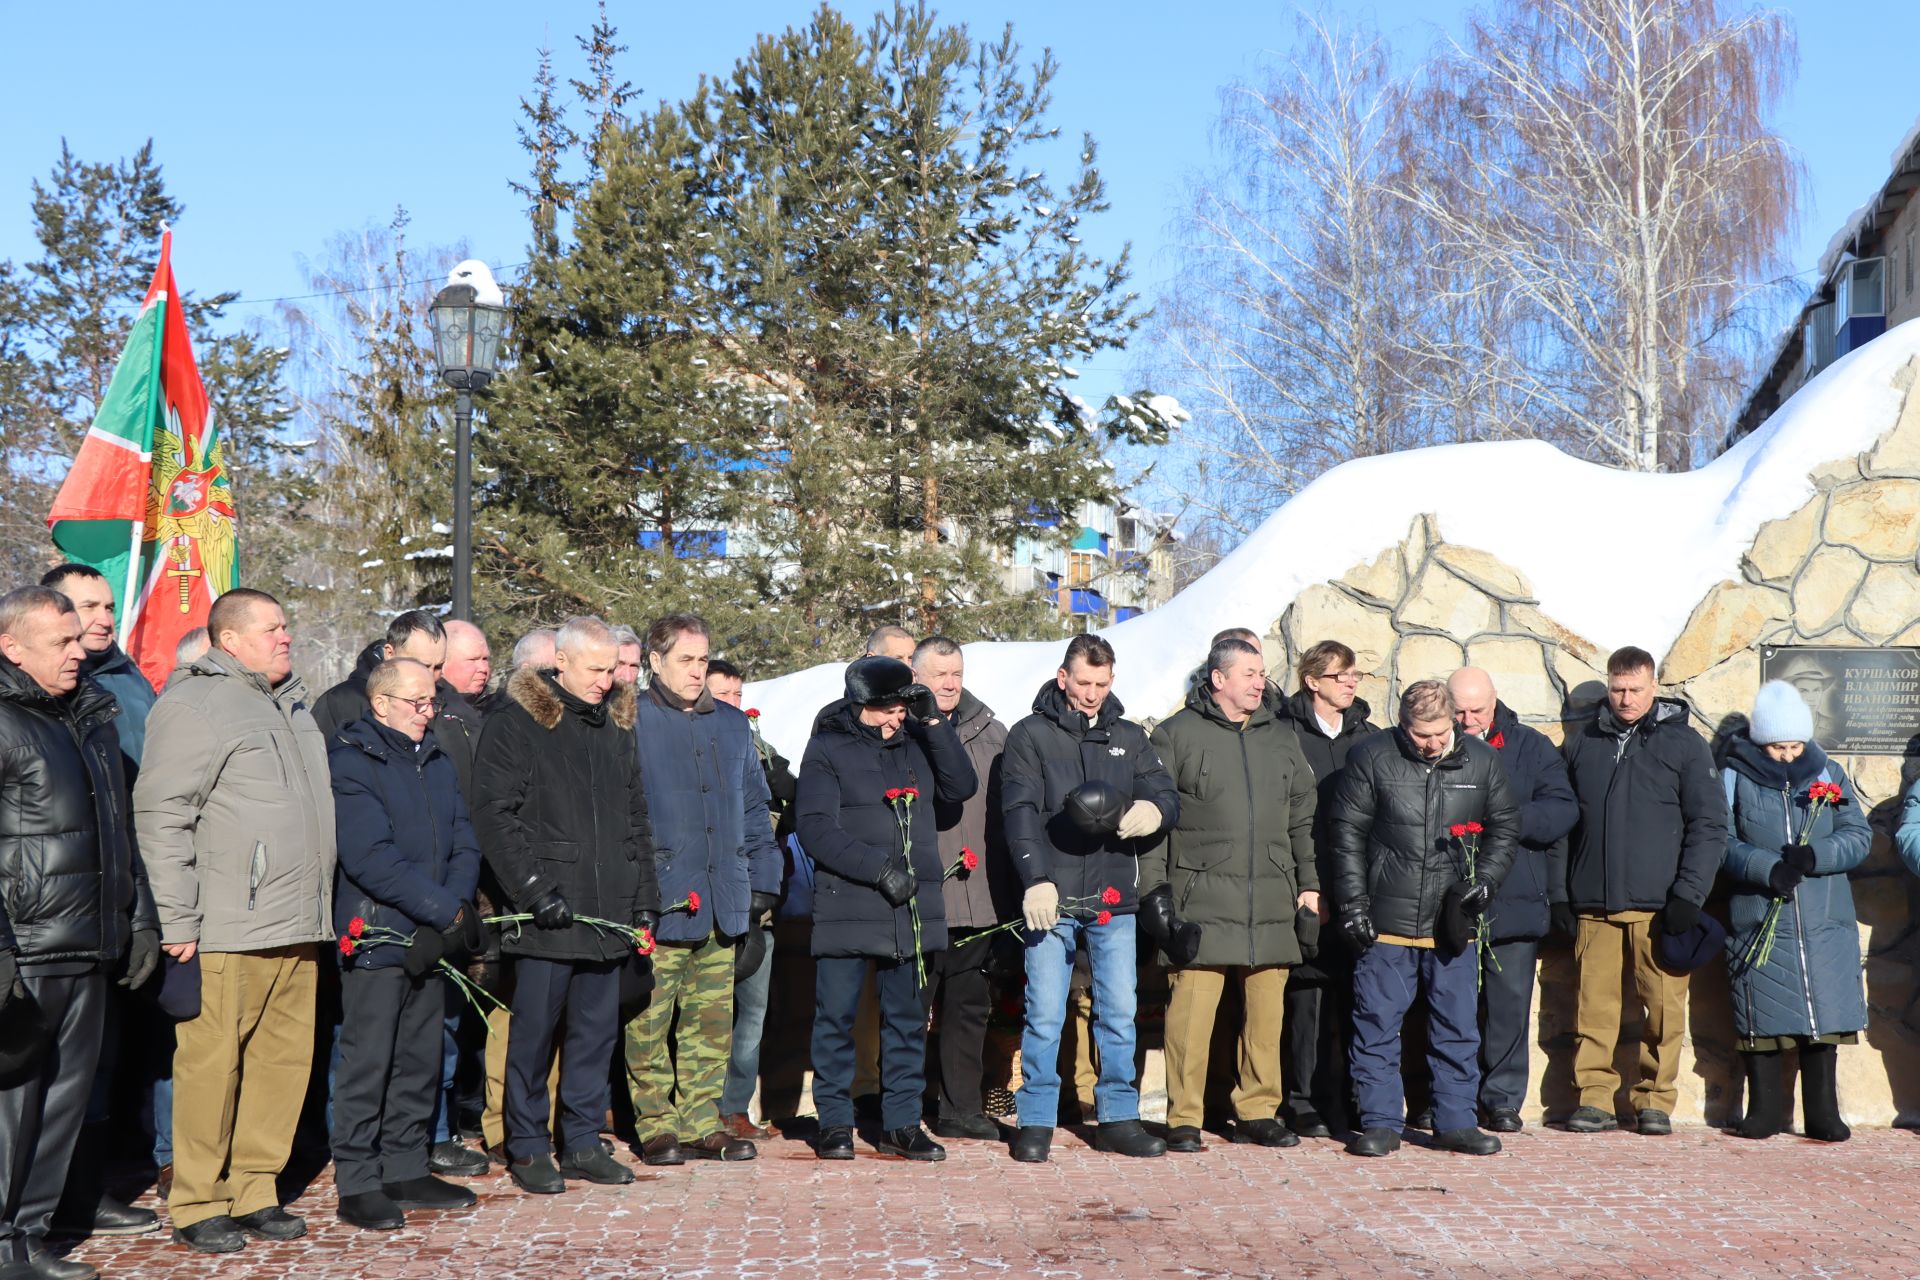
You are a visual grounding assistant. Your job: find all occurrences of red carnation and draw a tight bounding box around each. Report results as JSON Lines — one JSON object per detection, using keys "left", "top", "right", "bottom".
{"left": 746, "top": 708, "right": 761, "bottom": 719}
{"left": 903, "top": 787, "right": 920, "bottom": 799}
{"left": 1465, "top": 822, "right": 1484, "bottom": 835}
{"left": 1449, "top": 823, "right": 1469, "bottom": 838}
{"left": 339, "top": 936, "right": 355, "bottom": 957}
{"left": 688, "top": 891, "right": 702, "bottom": 913}
{"left": 1101, "top": 886, "right": 1122, "bottom": 905}
{"left": 1095, "top": 910, "right": 1113, "bottom": 926}
{"left": 961, "top": 848, "right": 980, "bottom": 871}
{"left": 636, "top": 927, "right": 656, "bottom": 957}
{"left": 1488, "top": 731, "right": 1506, "bottom": 749}
{"left": 348, "top": 917, "right": 367, "bottom": 938}
{"left": 885, "top": 787, "right": 903, "bottom": 801}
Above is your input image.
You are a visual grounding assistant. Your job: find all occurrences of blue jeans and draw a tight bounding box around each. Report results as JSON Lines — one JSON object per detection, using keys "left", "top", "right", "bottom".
{"left": 1016, "top": 913, "right": 1139, "bottom": 1128}
{"left": 1350, "top": 942, "right": 1481, "bottom": 1132}
{"left": 720, "top": 930, "right": 774, "bottom": 1117}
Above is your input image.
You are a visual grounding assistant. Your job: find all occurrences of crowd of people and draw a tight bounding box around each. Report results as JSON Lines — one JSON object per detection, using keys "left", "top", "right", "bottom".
{"left": 0, "top": 569, "right": 1905, "bottom": 1277}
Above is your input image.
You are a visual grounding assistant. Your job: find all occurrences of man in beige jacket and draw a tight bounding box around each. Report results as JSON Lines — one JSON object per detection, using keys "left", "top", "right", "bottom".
{"left": 134, "top": 588, "right": 336, "bottom": 1255}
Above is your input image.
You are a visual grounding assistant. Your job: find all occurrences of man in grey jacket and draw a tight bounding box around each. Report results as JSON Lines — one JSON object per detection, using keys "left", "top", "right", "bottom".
{"left": 912, "top": 636, "right": 1010, "bottom": 1142}
{"left": 134, "top": 589, "right": 337, "bottom": 1255}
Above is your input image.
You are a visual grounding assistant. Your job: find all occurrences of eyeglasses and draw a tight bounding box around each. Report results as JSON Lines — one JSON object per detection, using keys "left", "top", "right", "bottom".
{"left": 379, "top": 693, "right": 440, "bottom": 715}
{"left": 1323, "top": 670, "right": 1362, "bottom": 685}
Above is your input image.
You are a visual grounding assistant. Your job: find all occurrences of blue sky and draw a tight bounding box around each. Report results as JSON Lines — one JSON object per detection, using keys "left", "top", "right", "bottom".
{"left": 4, "top": 0, "right": 1916, "bottom": 409}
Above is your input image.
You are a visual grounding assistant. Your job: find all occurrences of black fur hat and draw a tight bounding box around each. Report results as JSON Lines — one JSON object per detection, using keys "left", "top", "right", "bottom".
{"left": 845, "top": 656, "right": 925, "bottom": 707}
{"left": 1064, "top": 779, "right": 1128, "bottom": 836}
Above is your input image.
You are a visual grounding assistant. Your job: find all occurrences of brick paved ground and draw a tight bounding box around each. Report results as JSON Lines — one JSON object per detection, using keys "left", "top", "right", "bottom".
{"left": 62, "top": 1124, "right": 1920, "bottom": 1279}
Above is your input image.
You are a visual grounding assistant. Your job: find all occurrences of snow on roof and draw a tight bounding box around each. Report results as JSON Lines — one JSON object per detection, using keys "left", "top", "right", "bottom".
{"left": 744, "top": 319, "right": 1920, "bottom": 765}
{"left": 1892, "top": 111, "right": 1920, "bottom": 174}
{"left": 1818, "top": 205, "right": 1868, "bottom": 280}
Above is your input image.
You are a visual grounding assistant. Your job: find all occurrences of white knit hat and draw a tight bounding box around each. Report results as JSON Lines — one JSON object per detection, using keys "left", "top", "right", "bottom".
{"left": 1750, "top": 680, "right": 1814, "bottom": 745}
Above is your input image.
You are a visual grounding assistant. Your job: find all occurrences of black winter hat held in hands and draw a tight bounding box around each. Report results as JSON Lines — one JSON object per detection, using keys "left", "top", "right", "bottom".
{"left": 1064, "top": 778, "right": 1128, "bottom": 836}
{"left": 845, "top": 656, "right": 927, "bottom": 708}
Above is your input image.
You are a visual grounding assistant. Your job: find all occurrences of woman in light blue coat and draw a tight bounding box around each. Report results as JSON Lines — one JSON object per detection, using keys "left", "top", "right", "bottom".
{"left": 1721, "top": 682, "right": 1871, "bottom": 1142}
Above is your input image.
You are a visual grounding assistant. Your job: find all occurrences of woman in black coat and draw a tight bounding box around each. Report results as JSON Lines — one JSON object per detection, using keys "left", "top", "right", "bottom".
{"left": 797, "top": 657, "right": 976, "bottom": 1162}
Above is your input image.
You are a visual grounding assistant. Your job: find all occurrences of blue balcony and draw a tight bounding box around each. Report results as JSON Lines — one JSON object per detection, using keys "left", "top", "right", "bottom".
{"left": 638, "top": 529, "right": 728, "bottom": 558}
{"left": 1112, "top": 606, "right": 1141, "bottom": 623}
{"left": 1068, "top": 588, "right": 1107, "bottom": 616}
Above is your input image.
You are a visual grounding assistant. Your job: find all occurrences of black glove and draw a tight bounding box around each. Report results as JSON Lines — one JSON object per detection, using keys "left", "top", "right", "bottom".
{"left": 1550, "top": 903, "right": 1578, "bottom": 941}
{"left": 1781, "top": 843, "right": 1816, "bottom": 876}
{"left": 633, "top": 909, "right": 660, "bottom": 936}
{"left": 734, "top": 925, "right": 769, "bottom": 980}
{"left": 405, "top": 923, "right": 446, "bottom": 978}
{"left": 906, "top": 685, "right": 941, "bottom": 724}
{"left": 1165, "top": 920, "right": 1203, "bottom": 967}
{"left": 1766, "top": 862, "right": 1804, "bottom": 897}
{"left": 1660, "top": 896, "right": 1699, "bottom": 936}
{"left": 120, "top": 927, "right": 159, "bottom": 989}
{"left": 1294, "top": 904, "right": 1322, "bottom": 962}
{"left": 875, "top": 863, "right": 916, "bottom": 908}
{"left": 1340, "top": 910, "right": 1376, "bottom": 955}
{"left": 1138, "top": 884, "right": 1176, "bottom": 943}
{"left": 439, "top": 903, "right": 481, "bottom": 966}
{"left": 749, "top": 890, "right": 781, "bottom": 922}
{"left": 0, "top": 950, "right": 15, "bottom": 1011}
{"left": 1457, "top": 882, "right": 1492, "bottom": 917}
{"left": 531, "top": 889, "right": 574, "bottom": 930}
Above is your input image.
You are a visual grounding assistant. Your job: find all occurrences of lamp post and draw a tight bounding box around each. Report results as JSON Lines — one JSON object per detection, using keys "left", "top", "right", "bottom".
{"left": 427, "top": 263, "right": 508, "bottom": 621}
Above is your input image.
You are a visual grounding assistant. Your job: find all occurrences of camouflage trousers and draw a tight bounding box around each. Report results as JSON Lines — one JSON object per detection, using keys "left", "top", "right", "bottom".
{"left": 624, "top": 931, "right": 735, "bottom": 1140}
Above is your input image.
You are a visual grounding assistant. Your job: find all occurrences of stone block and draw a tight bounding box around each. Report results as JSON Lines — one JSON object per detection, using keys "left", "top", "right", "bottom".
{"left": 1681, "top": 648, "right": 1758, "bottom": 737}
{"left": 1812, "top": 453, "right": 1865, "bottom": 490}
{"left": 1466, "top": 636, "right": 1558, "bottom": 722}
{"left": 1848, "top": 563, "right": 1920, "bottom": 642}
{"left": 1396, "top": 632, "right": 1464, "bottom": 683}
{"left": 1552, "top": 649, "right": 1609, "bottom": 712}
{"left": 1792, "top": 545, "right": 1871, "bottom": 635}
{"left": 1866, "top": 359, "right": 1920, "bottom": 477}
{"left": 1433, "top": 543, "right": 1535, "bottom": 603}
{"left": 1743, "top": 494, "right": 1823, "bottom": 586}
{"left": 1824, "top": 478, "right": 1920, "bottom": 561}
{"left": 1397, "top": 560, "right": 1500, "bottom": 638}
{"left": 1338, "top": 545, "right": 1407, "bottom": 607}
{"left": 1660, "top": 581, "right": 1791, "bottom": 685}
{"left": 1284, "top": 584, "right": 1396, "bottom": 676}
{"left": 1506, "top": 604, "right": 1603, "bottom": 664}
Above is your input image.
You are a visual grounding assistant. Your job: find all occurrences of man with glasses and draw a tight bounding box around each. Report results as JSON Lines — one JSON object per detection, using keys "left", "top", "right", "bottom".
{"left": 1274, "top": 641, "right": 1377, "bottom": 1138}
{"left": 327, "top": 659, "right": 483, "bottom": 1231}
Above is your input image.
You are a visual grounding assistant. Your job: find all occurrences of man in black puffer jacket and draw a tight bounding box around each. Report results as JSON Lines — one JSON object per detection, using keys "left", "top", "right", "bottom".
{"left": 1002, "top": 635, "right": 1179, "bottom": 1164}
{"left": 1560, "top": 646, "right": 1726, "bottom": 1138}
{"left": 1447, "top": 668, "right": 1576, "bottom": 1133}
{"left": 1329, "top": 680, "right": 1517, "bottom": 1159}
{"left": 472, "top": 616, "right": 658, "bottom": 1196}
{"left": 0, "top": 586, "right": 157, "bottom": 1271}
{"left": 1273, "top": 639, "right": 1377, "bottom": 1137}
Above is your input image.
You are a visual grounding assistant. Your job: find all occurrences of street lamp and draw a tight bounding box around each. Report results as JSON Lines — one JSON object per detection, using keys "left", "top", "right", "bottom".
{"left": 427, "top": 261, "right": 508, "bottom": 622}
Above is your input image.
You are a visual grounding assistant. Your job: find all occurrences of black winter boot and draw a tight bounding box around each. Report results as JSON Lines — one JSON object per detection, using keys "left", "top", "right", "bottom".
{"left": 1736, "top": 1050, "right": 1783, "bottom": 1140}
{"left": 52, "top": 1125, "right": 159, "bottom": 1237}
{"left": 1798, "top": 1043, "right": 1851, "bottom": 1142}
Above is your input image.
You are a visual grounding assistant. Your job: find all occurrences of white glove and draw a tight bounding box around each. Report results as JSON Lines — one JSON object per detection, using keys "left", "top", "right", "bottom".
{"left": 1022, "top": 882, "right": 1060, "bottom": 932}
{"left": 1116, "top": 799, "right": 1163, "bottom": 840}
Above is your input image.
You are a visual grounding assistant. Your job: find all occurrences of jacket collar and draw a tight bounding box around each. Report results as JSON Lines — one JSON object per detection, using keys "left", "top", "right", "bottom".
{"left": 1595, "top": 696, "right": 1689, "bottom": 739}
{"left": 647, "top": 678, "right": 715, "bottom": 716}
{"left": 79, "top": 641, "right": 135, "bottom": 680}
{"left": 1390, "top": 723, "right": 1466, "bottom": 768}
{"left": 341, "top": 712, "right": 443, "bottom": 764}
{"left": 177, "top": 645, "right": 311, "bottom": 708}
{"left": 1726, "top": 733, "right": 1828, "bottom": 790}
{"left": 951, "top": 688, "right": 998, "bottom": 742}
{"left": 1186, "top": 679, "right": 1271, "bottom": 731}
{"left": 0, "top": 654, "right": 118, "bottom": 728}
{"left": 508, "top": 665, "right": 637, "bottom": 732}
{"left": 1032, "top": 679, "right": 1123, "bottom": 737}
{"left": 1283, "top": 688, "right": 1370, "bottom": 738}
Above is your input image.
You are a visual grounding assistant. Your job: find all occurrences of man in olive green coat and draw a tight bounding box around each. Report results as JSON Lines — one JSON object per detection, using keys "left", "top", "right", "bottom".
{"left": 1142, "top": 636, "right": 1319, "bottom": 1152}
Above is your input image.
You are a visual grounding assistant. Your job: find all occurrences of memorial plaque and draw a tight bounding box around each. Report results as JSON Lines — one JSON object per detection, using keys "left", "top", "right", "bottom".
{"left": 1758, "top": 645, "right": 1920, "bottom": 755}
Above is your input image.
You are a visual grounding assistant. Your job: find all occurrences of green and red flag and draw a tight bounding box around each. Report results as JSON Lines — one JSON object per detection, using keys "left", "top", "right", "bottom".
{"left": 48, "top": 229, "right": 236, "bottom": 691}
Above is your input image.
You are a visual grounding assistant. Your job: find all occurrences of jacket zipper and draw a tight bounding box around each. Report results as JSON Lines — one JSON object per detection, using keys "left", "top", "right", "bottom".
{"left": 1782, "top": 785, "right": 1818, "bottom": 1034}
{"left": 1239, "top": 722, "right": 1257, "bottom": 968}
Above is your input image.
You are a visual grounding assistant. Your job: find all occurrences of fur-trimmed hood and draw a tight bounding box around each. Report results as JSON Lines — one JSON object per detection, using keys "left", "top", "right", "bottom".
{"left": 507, "top": 665, "right": 637, "bottom": 732}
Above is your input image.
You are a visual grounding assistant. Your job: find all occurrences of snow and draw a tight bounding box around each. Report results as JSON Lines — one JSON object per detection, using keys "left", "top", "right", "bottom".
{"left": 1819, "top": 205, "right": 1868, "bottom": 279}
{"left": 1892, "top": 111, "right": 1920, "bottom": 173}
{"left": 744, "top": 319, "right": 1920, "bottom": 767}
{"left": 445, "top": 260, "right": 505, "bottom": 306}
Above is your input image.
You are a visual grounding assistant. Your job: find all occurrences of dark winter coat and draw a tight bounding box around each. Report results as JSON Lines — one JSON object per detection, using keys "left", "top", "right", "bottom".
{"left": 1001, "top": 682, "right": 1179, "bottom": 913}
{"left": 313, "top": 639, "right": 481, "bottom": 798}
{"left": 81, "top": 642, "right": 156, "bottom": 772}
{"left": 1275, "top": 690, "right": 1377, "bottom": 908}
{"left": 934, "top": 691, "right": 1012, "bottom": 932}
{"left": 633, "top": 682, "right": 780, "bottom": 943}
{"left": 1143, "top": 683, "right": 1318, "bottom": 967}
{"left": 1721, "top": 736, "right": 1870, "bottom": 1040}
{"left": 0, "top": 657, "right": 155, "bottom": 965}
{"left": 796, "top": 703, "right": 977, "bottom": 959}
{"left": 1481, "top": 703, "right": 1579, "bottom": 942}
{"left": 328, "top": 716, "right": 482, "bottom": 970}
{"left": 472, "top": 669, "right": 658, "bottom": 963}
{"left": 1563, "top": 698, "right": 1727, "bottom": 914}
{"left": 1328, "top": 728, "right": 1520, "bottom": 940}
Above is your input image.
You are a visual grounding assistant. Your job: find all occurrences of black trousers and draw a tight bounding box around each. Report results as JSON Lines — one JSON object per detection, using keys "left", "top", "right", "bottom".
{"left": 1478, "top": 938, "right": 1539, "bottom": 1113}
{"left": 0, "top": 968, "right": 104, "bottom": 1260}
{"left": 330, "top": 966, "right": 442, "bottom": 1195}
{"left": 813, "top": 955, "right": 931, "bottom": 1131}
{"left": 505, "top": 957, "right": 619, "bottom": 1161}
{"left": 931, "top": 931, "right": 993, "bottom": 1120}
{"left": 1280, "top": 960, "right": 1353, "bottom": 1129}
